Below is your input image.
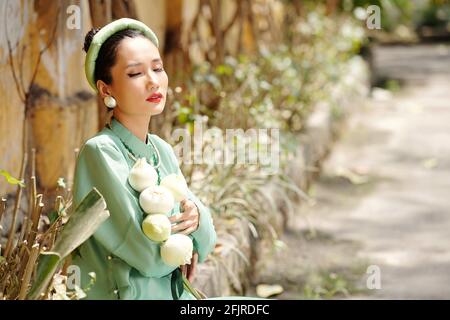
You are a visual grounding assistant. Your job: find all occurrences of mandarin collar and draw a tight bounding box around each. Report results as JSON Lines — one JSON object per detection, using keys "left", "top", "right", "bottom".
{"left": 108, "top": 117, "right": 156, "bottom": 161}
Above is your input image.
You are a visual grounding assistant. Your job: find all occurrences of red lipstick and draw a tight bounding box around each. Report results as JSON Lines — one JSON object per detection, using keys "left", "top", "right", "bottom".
{"left": 146, "top": 93, "right": 163, "bottom": 103}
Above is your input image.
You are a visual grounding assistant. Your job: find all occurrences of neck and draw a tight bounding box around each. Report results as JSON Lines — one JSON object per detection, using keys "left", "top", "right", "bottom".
{"left": 112, "top": 110, "right": 151, "bottom": 143}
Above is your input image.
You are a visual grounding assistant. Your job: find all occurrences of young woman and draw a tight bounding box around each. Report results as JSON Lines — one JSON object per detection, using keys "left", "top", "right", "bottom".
{"left": 72, "top": 18, "right": 217, "bottom": 300}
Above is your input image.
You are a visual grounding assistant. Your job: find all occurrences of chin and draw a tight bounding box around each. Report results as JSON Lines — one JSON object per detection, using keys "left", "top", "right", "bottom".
{"left": 149, "top": 103, "right": 165, "bottom": 116}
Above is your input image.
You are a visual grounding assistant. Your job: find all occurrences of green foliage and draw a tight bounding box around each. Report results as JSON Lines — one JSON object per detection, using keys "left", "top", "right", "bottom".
{"left": 302, "top": 271, "right": 361, "bottom": 299}
{"left": 384, "top": 79, "right": 401, "bottom": 92}
{"left": 174, "top": 8, "right": 366, "bottom": 134}
{"left": 417, "top": 1, "right": 450, "bottom": 28}
{"left": 0, "top": 169, "right": 25, "bottom": 187}
{"left": 1, "top": 186, "right": 108, "bottom": 300}
{"left": 173, "top": 6, "right": 368, "bottom": 251}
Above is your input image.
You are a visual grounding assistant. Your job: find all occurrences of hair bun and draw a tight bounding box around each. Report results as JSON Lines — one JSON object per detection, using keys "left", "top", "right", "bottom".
{"left": 83, "top": 27, "right": 101, "bottom": 53}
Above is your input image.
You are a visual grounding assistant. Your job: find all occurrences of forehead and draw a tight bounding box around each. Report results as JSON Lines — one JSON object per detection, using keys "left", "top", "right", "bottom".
{"left": 115, "top": 36, "right": 161, "bottom": 65}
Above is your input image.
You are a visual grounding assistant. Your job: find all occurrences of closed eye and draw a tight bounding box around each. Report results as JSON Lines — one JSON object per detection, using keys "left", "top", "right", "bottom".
{"left": 128, "top": 72, "right": 141, "bottom": 78}
{"left": 154, "top": 67, "right": 164, "bottom": 72}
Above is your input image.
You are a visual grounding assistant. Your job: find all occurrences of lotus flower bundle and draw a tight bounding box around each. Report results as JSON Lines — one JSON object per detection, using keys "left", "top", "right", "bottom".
{"left": 128, "top": 158, "right": 193, "bottom": 267}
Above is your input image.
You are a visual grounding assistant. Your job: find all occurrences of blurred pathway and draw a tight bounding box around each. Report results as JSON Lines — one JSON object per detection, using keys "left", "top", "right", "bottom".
{"left": 252, "top": 44, "right": 450, "bottom": 299}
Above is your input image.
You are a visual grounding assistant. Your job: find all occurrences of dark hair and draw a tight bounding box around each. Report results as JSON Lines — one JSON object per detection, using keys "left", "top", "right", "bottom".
{"left": 83, "top": 28, "right": 147, "bottom": 86}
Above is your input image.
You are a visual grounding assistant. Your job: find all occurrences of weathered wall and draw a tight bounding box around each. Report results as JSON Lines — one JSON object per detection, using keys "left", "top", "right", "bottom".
{"left": 0, "top": 0, "right": 98, "bottom": 197}
{"left": 0, "top": 0, "right": 30, "bottom": 196}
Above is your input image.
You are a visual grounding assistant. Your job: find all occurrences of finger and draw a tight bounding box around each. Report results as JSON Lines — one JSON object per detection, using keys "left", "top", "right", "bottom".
{"left": 187, "top": 253, "right": 198, "bottom": 282}
{"left": 182, "top": 200, "right": 196, "bottom": 211}
{"left": 171, "top": 220, "right": 194, "bottom": 233}
{"left": 187, "top": 265, "right": 194, "bottom": 282}
{"left": 186, "top": 260, "right": 192, "bottom": 281}
{"left": 179, "top": 217, "right": 199, "bottom": 234}
{"left": 169, "top": 212, "right": 187, "bottom": 223}
{"left": 180, "top": 207, "right": 198, "bottom": 221}
{"left": 179, "top": 225, "right": 197, "bottom": 236}
{"left": 188, "top": 252, "right": 198, "bottom": 282}
{"left": 170, "top": 203, "right": 198, "bottom": 223}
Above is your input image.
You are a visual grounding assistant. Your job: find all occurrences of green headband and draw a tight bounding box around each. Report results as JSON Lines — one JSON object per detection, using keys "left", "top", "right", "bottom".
{"left": 84, "top": 18, "right": 159, "bottom": 92}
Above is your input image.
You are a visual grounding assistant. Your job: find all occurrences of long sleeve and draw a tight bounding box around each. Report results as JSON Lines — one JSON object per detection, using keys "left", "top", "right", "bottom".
{"left": 72, "top": 139, "right": 176, "bottom": 278}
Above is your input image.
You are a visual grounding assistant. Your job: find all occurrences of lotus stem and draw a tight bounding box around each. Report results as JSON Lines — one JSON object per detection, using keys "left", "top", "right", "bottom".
{"left": 182, "top": 274, "right": 203, "bottom": 300}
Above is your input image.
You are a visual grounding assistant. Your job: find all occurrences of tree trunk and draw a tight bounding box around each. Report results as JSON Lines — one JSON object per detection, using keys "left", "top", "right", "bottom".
{"left": 326, "top": 0, "right": 340, "bottom": 16}
{"left": 88, "top": 0, "right": 112, "bottom": 130}
{"left": 112, "top": 0, "right": 138, "bottom": 19}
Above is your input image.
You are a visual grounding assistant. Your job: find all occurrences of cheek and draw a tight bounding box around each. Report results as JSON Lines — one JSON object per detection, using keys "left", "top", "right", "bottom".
{"left": 160, "top": 72, "right": 169, "bottom": 90}
{"left": 113, "top": 78, "right": 143, "bottom": 104}
{"left": 122, "top": 77, "right": 145, "bottom": 94}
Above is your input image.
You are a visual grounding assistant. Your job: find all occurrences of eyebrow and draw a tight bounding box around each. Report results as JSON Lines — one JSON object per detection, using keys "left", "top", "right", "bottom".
{"left": 126, "top": 59, "right": 162, "bottom": 68}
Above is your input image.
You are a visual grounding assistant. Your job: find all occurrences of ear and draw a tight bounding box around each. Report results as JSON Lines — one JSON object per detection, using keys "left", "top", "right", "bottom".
{"left": 97, "top": 80, "right": 112, "bottom": 98}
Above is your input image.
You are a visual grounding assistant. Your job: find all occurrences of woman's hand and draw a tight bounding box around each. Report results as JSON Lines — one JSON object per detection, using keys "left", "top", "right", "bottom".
{"left": 169, "top": 199, "right": 199, "bottom": 235}
{"left": 171, "top": 200, "right": 200, "bottom": 282}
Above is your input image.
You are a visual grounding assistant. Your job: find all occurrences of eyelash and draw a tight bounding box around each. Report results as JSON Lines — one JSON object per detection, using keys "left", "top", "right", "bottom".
{"left": 128, "top": 68, "right": 165, "bottom": 78}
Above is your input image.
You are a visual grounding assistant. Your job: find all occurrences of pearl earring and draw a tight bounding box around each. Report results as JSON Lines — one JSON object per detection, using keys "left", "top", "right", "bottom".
{"left": 104, "top": 96, "right": 117, "bottom": 108}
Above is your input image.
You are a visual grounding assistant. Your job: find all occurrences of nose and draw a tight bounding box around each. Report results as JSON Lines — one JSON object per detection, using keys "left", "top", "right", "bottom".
{"left": 145, "top": 69, "right": 159, "bottom": 91}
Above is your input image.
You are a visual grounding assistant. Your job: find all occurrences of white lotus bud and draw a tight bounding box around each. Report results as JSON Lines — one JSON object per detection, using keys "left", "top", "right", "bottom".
{"left": 160, "top": 234, "right": 193, "bottom": 267}
{"left": 160, "top": 173, "right": 189, "bottom": 202}
{"left": 139, "top": 185, "right": 174, "bottom": 214}
{"left": 128, "top": 158, "right": 158, "bottom": 192}
{"left": 142, "top": 214, "right": 171, "bottom": 242}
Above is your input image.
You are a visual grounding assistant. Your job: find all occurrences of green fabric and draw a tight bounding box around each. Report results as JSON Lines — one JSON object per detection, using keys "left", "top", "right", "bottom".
{"left": 72, "top": 117, "right": 217, "bottom": 299}
{"left": 85, "top": 18, "right": 159, "bottom": 92}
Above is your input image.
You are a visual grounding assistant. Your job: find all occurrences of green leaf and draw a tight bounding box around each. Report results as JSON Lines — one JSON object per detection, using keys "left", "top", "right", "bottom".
{"left": 52, "top": 187, "right": 110, "bottom": 259}
{"left": 0, "top": 169, "right": 25, "bottom": 187}
{"left": 177, "top": 107, "right": 192, "bottom": 124}
{"left": 215, "top": 64, "right": 233, "bottom": 76}
{"left": 187, "top": 94, "right": 196, "bottom": 106}
{"left": 27, "top": 188, "right": 109, "bottom": 300}
{"left": 171, "top": 268, "right": 184, "bottom": 300}
{"left": 47, "top": 210, "right": 59, "bottom": 225}
{"left": 27, "top": 252, "right": 61, "bottom": 300}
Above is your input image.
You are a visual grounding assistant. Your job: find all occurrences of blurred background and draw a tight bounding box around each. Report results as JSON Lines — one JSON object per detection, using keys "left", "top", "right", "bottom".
{"left": 1, "top": 0, "right": 450, "bottom": 300}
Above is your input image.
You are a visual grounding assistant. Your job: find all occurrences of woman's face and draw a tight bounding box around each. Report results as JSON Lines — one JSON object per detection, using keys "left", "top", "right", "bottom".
{"left": 102, "top": 36, "right": 168, "bottom": 116}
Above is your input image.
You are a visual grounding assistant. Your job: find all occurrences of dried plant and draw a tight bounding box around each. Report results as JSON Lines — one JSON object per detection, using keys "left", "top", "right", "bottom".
{"left": 0, "top": 148, "right": 109, "bottom": 300}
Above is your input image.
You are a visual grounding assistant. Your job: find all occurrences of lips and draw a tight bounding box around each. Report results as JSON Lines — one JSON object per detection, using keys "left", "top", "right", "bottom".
{"left": 146, "top": 93, "right": 163, "bottom": 103}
